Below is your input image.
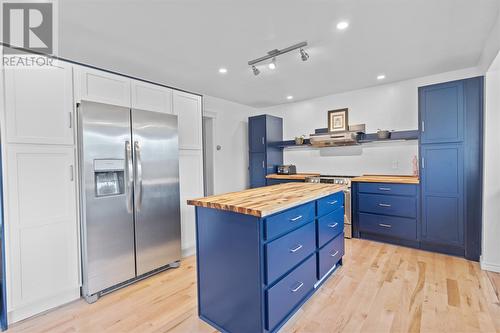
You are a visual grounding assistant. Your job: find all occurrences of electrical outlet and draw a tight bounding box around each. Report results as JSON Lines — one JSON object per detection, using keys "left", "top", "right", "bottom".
{"left": 392, "top": 160, "right": 399, "bottom": 169}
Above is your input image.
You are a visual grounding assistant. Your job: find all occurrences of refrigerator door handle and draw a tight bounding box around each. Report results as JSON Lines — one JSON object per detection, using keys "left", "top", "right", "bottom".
{"left": 134, "top": 141, "right": 143, "bottom": 211}
{"left": 125, "top": 141, "right": 134, "bottom": 213}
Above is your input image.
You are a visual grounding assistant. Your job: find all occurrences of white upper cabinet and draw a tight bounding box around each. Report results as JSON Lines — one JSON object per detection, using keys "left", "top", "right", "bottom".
{"left": 75, "top": 66, "right": 131, "bottom": 107}
{"left": 4, "top": 62, "right": 74, "bottom": 145}
{"left": 173, "top": 90, "right": 202, "bottom": 150}
{"left": 131, "top": 80, "right": 173, "bottom": 114}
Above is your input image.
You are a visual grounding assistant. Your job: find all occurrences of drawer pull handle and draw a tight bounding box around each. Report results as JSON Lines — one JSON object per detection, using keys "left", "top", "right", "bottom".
{"left": 379, "top": 223, "right": 392, "bottom": 228}
{"left": 328, "top": 200, "right": 338, "bottom": 205}
{"left": 290, "top": 281, "right": 304, "bottom": 293}
{"left": 328, "top": 223, "right": 339, "bottom": 228}
{"left": 379, "top": 187, "right": 391, "bottom": 191}
{"left": 290, "top": 215, "right": 303, "bottom": 222}
{"left": 378, "top": 203, "right": 391, "bottom": 207}
{"left": 289, "top": 244, "right": 303, "bottom": 253}
{"left": 330, "top": 250, "right": 339, "bottom": 257}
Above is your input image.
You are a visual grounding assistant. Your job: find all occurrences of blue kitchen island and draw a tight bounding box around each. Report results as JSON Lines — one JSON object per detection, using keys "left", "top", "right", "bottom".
{"left": 188, "top": 182, "right": 346, "bottom": 333}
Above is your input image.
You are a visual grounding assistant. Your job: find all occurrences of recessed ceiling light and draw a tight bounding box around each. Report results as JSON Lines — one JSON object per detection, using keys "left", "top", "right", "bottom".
{"left": 218, "top": 68, "right": 228, "bottom": 74}
{"left": 286, "top": 95, "right": 294, "bottom": 100}
{"left": 377, "top": 74, "right": 386, "bottom": 80}
{"left": 336, "top": 21, "right": 349, "bottom": 30}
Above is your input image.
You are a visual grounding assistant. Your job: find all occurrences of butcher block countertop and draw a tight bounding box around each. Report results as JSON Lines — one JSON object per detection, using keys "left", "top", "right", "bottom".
{"left": 351, "top": 175, "right": 420, "bottom": 184}
{"left": 265, "top": 173, "right": 320, "bottom": 180}
{"left": 187, "top": 183, "right": 346, "bottom": 217}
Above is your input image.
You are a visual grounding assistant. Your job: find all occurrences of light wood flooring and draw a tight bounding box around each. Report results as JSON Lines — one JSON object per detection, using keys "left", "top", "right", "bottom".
{"left": 10, "top": 238, "right": 500, "bottom": 333}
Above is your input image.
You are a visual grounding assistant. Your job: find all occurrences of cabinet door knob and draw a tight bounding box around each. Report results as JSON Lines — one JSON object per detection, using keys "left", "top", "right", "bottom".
{"left": 330, "top": 250, "right": 339, "bottom": 257}
{"left": 378, "top": 203, "right": 391, "bottom": 207}
{"left": 378, "top": 187, "right": 391, "bottom": 191}
{"left": 379, "top": 223, "right": 392, "bottom": 228}
{"left": 327, "top": 223, "right": 339, "bottom": 228}
{"left": 328, "top": 200, "right": 338, "bottom": 205}
{"left": 289, "top": 215, "right": 303, "bottom": 222}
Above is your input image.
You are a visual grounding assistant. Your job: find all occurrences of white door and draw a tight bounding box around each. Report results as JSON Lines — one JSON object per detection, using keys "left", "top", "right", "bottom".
{"left": 173, "top": 91, "right": 202, "bottom": 150}
{"left": 178, "top": 149, "right": 204, "bottom": 255}
{"left": 5, "top": 145, "right": 79, "bottom": 321}
{"left": 4, "top": 62, "right": 74, "bottom": 145}
{"left": 75, "top": 66, "right": 131, "bottom": 107}
{"left": 131, "top": 80, "right": 173, "bottom": 114}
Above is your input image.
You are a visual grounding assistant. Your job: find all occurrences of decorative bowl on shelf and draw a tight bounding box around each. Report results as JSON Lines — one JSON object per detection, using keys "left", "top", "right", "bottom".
{"left": 377, "top": 129, "right": 391, "bottom": 139}
{"left": 295, "top": 135, "right": 306, "bottom": 145}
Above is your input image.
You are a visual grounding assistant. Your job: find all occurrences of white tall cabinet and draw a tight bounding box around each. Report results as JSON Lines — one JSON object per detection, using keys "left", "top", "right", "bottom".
{"left": 0, "top": 62, "right": 204, "bottom": 323}
{"left": 0, "top": 61, "right": 80, "bottom": 322}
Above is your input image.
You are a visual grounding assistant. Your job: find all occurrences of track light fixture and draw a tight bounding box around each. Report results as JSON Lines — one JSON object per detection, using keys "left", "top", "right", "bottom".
{"left": 248, "top": 41, "right": 309, "bottom": 76}
{"left": 268, "top": 58, "right": 276, "bottom": 70}
{"left": 252, "top": 65, "right": 260, "bottom": 76}
{"left": 300, "top": 48, "right": 309, "bottom": 61}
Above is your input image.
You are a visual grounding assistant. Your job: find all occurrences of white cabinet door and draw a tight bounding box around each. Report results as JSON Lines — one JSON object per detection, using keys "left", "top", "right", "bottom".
{"left": 179, "top": 149, "right": 204, "bottom": 255}
{"left": 131, "top": 80, "right": 173, "bottom": 114}
{"left": 173, "top": 91, "right": 202, "bottom": 150}
{"left": 75, "top": 67, "right": 131, "bottom": 107}
{"left": 4, "top": 62, "right": 74, "bottom": 144}
{"left": 5, "top": 145, "right": 79, "bottom": 321}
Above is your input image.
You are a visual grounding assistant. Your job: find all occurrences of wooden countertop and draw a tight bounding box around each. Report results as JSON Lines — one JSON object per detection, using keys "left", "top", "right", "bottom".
{"left": 187, "top": 183, "right": 346, "bottom": 217}
{"left": 351, "top": 175, "right": 420, "bottom": 184}
{"left": 265, "top": 173, "right": 320, "bottom": 180}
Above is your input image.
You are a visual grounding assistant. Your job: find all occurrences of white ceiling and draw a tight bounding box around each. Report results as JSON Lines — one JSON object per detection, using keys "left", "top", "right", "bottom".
{"left": 59, "top": 0, "right": 500, "bottom": 107}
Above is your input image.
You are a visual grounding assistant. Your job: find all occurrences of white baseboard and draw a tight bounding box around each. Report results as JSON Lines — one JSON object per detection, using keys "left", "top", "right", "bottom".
{"left": 182, "top": 246, "right": 196, "bottom": 258}
{"left": 480, "top": 257, "right": 500, "bottom": 273}
{"left": 8, "top": 287, "right": 80, "bottom": 324}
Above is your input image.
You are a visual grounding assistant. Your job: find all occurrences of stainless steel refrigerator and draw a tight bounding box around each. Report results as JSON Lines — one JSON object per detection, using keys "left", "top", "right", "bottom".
{"left": 78, "top": 101, "right": 181, "bottom": 303}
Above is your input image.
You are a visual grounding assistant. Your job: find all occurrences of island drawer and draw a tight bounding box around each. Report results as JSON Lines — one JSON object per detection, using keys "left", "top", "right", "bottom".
{"left": 265, "top": 202, "right": 315, "bottom": 240}
{"left": 318, "top": 233, "right": 344, "bottom": 279}
{"left": 358, "top": 213, "right": 417, "bottom": 240}
{"left": 266, "top": 255, "right": 316, "bottom": 331}
{"left": 317, "top": 207, "right": 344, "bottom": 247}
{"left": 266, "top": 222, "right": 316, "bottom": 284}
{"left": 358, "top": 182, "right": 417, "bottom": 196}
{"left": 358, "top": 193, "right": 416, "bottom": 218}
{"left": 317, "top": 192, "right": 344, "bottom": 217}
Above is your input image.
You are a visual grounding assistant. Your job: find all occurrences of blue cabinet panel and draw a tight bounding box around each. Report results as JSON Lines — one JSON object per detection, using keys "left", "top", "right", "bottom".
{"left": 265, "top": 222, "right": 316, "bottom": 284}
{"left": 358, "top": 193, "right": 417, "bottom": 218}
{"left": 266, "top": 255, "right": 316, "bottom": 331}
{"left": 318, "top": 233, "right": 344, "bottom": 279}
{"left": 266, "top": 179, "right": 303, "bottom": 186}
{"left": 265, "top": 202, "right": 315, "bottom": 240}
{"left": 317, "top": 208, "right": 344, "bottom": 247}
{"left": 317, "top": 192, "right": 344, "bottom": 217}
{"left": 358, "top": 213, "right": 417, "bottom": 240}
{"left": 358, "top": 182, "right": 417, "bottom": 196}
{"left": 420, "top": 80, "right": 464, "bottom": 144}
{"left": 249, "top": 153, "right": 266, "bottom": 188}
{"left": 249, "top": 116, "right": 266, "bottom": 153}
{"left": 421, "top": 144, "right": 464, "bottom": 245}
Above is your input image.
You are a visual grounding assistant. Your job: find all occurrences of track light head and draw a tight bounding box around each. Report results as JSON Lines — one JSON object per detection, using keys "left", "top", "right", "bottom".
{"left": 268, "top": 58, "right": 276, "bottom": 70}
{"left": 252, "top": 65, "right": 260, "bottom": 76}
{"left": 300, "top": 48, "right": 309, "bottom": 61}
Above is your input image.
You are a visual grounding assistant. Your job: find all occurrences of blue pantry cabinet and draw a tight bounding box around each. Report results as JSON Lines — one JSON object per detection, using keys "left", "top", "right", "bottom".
{"left": 249, "top": 115, "right": 284, "bottom": 188}
{"left": 419, "top": 77, "right": 483, "bottom": 260}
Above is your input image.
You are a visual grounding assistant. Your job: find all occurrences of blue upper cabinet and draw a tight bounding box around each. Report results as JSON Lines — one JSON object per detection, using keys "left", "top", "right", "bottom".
{"left": 249, "top": 116, "right": 266, "bottom": 153}
{"left": 248, "top": 115, "right": 283, "bottom": 188}
{"left": 419, "top": 80, "right": 464, "bottom": 144}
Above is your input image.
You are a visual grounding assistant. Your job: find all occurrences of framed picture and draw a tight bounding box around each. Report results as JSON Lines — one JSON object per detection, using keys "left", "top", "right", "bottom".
{"left": 328, "top": 108, "right": 349, "bottom": 132}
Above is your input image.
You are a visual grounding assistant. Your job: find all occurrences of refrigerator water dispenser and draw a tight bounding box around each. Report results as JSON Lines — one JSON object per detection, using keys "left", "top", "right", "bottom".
{"left": 94, "top": 159, "right": 125, "bottom": 197}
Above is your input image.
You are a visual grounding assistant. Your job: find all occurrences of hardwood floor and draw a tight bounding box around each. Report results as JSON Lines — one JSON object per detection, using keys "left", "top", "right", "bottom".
{"left": 9, "top": 238, "right": 500, "bottom": 333}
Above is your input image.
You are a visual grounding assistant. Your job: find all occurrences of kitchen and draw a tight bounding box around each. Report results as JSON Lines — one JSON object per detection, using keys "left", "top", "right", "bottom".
{"left": 1, "top": 1, "right": 500, "bottom": 332}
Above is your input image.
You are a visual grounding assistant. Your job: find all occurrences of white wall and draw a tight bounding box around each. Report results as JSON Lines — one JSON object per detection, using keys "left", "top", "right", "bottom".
{"left": 261, "top": 67, "right": 482, "bottom": 176}
{"left": 203, "top": 96, "right": 257, "bottom": 194}
{"left": 482, "top": 50, "right": 500, "bottom": 272}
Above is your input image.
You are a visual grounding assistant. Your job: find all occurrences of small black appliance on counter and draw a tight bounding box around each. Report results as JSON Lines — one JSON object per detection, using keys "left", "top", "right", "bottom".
{"left": 277, "top": 165, "right": 297, "bottom": 175}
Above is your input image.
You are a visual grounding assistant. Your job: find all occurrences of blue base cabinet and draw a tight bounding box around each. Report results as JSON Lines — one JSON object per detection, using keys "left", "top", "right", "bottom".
{"left": 195, "top": 192, "right": 344, "bottom": 333}
{"left": 249, "top": 115, "right": 283, "bottom": 188}
{"left": 353, "top": 182, "right": 420, "bottom": 248}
